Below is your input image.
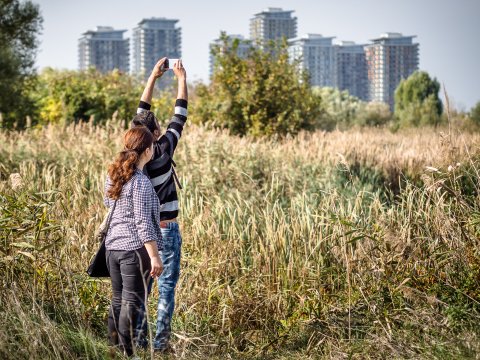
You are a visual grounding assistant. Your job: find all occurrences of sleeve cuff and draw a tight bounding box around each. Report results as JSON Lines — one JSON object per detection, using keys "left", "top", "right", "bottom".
{"left": 143, "top": 238, "right": 158, "bottom": 245}
{"left": 138, "top": 101, "right": 151, "bottom": 110}
{"left": 175, "top": 99, "right": 188, "bottom": 108}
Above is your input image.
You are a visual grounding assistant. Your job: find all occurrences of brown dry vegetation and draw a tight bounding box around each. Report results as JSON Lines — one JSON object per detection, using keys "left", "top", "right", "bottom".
{"left": 1, "top": 121, "right": 479, "bottom": 359}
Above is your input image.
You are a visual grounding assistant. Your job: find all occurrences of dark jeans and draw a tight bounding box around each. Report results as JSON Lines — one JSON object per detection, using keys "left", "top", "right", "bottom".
{"left": 106, "top": 247, "right": 151, "bottom": 357}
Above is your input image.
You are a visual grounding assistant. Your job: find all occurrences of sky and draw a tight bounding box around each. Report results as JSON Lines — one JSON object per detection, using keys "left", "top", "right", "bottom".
{"left": 34, "top": 0, "right": 480, "bottom": 110}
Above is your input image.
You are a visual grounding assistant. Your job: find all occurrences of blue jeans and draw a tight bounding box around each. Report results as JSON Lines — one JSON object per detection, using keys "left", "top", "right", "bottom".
{"left": 135, "top": 222, "right": 182, "bottom": 350}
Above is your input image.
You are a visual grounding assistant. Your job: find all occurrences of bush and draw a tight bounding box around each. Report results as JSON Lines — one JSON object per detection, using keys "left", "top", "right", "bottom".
{"left": 193, "top": 33, "right": 322, "bottom": 137}
{"left": 312, "top": 87, "right": 362, "bottom": 130}
{"left": 30, "top": 68, "right": 177, "bottom": 127}
{"left": 394, "top": 71, "right": 443, "bottom": 128}
{"left": 357, "top": 101, "right": 392, "bottom": 127}
{"left": 311, "top": 88, "right": 392, "bottom": 130}
{"left": 32, "top": 68, "right": 142, "bottom": 125}
{"left": 469, "top": 101, "right": 480, "bottom": 127}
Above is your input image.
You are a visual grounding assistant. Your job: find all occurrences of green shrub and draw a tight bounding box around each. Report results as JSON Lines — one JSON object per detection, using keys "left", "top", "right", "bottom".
{"left": 192, "top": 33, "right": 322, "bottom": 137}
{"left": 32, "top": 68, "right": 140, "bottom": 125}
{"left": 312, "top": 87, "right": 362, "bottom": 130}
{"left": 394, "top": 71, "right": 443, "bottom": 128}
{"left": 469, "top": 101, "right": 480, "bottom": 127}
{"left": 356, "top": 101, "right": 392, "bottom": 127}
{"left": 30, "top": 68, "right": 177, "bottom": 127}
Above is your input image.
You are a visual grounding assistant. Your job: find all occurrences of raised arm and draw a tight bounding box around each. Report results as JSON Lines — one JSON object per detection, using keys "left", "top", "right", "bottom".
{"left": 173, "top": 59, "right": 188, "bottom": 102}
{"left": 138, "top": 57, "right": 167, "bottom": 111}
{"left": 164, "top": 60, "right": 188, "bottom": 155}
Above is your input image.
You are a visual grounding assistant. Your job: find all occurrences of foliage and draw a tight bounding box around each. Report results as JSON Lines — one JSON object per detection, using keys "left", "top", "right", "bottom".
{"left": 33, "top": 68, "right": 141, "bottom": 125}
{"left": 1, "top": 123, "right": 480, "bottom": 357}
{"left": 470, "top": 101, "right": 480, "bottom": 127}
{"left": 311, "top": 88, "right": 392, "bottom": 130}
{"left": 0, "top": 0, "right": 43, "bottom": 127}
{"left": 0, "top": 186, "right": 111, "bottom": 359}
{"left": 0, "top": 190, "right": 63, "bottom": 278}
{"left": 193, "top": 32, "right": 322, "bottom": 137}
{"left": 394, "top": 71, "right": 443, "bottom": 127}
{"left": 357, "top": 101, "right": 393, "bottom": 127}
{"left": 31, "top": 68, "right": 176, "bottom": 127}
{"left": 312, "top": 87, "right": 362, "bottom": 130}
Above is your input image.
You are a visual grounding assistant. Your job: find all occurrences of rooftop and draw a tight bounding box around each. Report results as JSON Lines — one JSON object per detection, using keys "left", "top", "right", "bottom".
{"left": 254, "top": 7, "right": 295, "bottom": 16}
{"left": 289, "top": 33, "right": 335, "bottom": 43}
{"left": 335, "top": 40, "right": 356, "bottom": 46}
{"left": 95, "top": 26, "right": 114, "bottom": 31}
{"left": 288, "top": 34, "right": 335, "bottom": 44}
{"left": 81, "top": 26, "right": 127, "bottom": 36}
{"left": 370, "top": 32, "right": 417, "bottom": 42}
{"left": 381, "top": 32, "right": 403, "bottom": 38}
{"left": 137, "top": 17, "right": 179, "bottom": 25}
{"left": 304, "top": 34, "right": 324, "bottom": 39}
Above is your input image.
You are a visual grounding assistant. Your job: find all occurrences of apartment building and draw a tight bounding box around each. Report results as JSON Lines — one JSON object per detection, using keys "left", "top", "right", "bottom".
{"left": 132, "top": 18, "right": 181, "bottom": 78}
{"left": 365, "top": 32, "right": 419, "bottom": 108}
{"left": 78, "top": 26, "right": 129, "bottom": 73}
{"left": 250, "top": 7, "right": 297, "bottom": 46}
{"left": 288, "top": 34, "right": 336, "bottom": 87}
{"left": 334, "top": 41, "right": 369, "bottom": 101}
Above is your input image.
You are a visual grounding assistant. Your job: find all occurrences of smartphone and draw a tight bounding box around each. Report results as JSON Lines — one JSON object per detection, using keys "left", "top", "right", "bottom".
{"left": 163, "top": 58, "right": 179, "bottom": 71}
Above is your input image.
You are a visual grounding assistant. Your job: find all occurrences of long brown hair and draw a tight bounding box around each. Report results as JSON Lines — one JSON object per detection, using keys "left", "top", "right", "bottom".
{"left": 107, "top": 126, "right": 153, "bottom": 199}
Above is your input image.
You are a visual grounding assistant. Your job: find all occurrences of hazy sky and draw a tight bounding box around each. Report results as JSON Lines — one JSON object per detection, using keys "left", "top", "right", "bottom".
{"left": 34, "top": 0, "right": 479, "bottom": 109}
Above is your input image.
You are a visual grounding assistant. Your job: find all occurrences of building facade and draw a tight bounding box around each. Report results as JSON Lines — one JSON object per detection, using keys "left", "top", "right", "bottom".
{"left": 250, "top": 8, "right": 297, "bottom": 45}
{"left": 288, "top": 34, "right": 336, "bottom": 87}
{"left": 132, "top": 18, "right": 181, "bottom": 78}
{"left": 78, "top": 26, "right": 129, "bottom": 73}
{"left": 334, "top": 41, "right": 369, "bottom": 101}
{"left": 209, "top": 34, "right": 252, "bottom": 77}
{"left": 365, "top": 33, "right": 419, "bottom": 108}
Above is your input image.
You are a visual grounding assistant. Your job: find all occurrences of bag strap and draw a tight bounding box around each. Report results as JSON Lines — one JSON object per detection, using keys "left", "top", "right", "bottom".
{"left": 104, "top": 199, "right": 118, "bottom": 234}
{"left": 166, "top": 132, "right": 183, "bottom": 191}
{"left": 170, "top": 160, "right": 183, "bottom": 190}
{"left": 154, "top": 156, "right": 183, "bottom": 196}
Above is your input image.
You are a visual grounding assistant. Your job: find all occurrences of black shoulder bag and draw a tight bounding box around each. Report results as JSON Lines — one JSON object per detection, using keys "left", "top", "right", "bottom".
{"left": 87, "top": 199, "right": 117, "bottom": 277}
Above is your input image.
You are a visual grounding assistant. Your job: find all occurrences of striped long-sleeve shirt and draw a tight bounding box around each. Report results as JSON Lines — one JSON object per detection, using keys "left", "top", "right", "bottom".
{"left": 137, "top": 99, "right": 188, "bottom": 221}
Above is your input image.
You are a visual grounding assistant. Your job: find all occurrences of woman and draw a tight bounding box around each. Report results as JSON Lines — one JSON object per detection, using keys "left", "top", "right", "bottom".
{"left": 103, "top": 126, "right": 163, "bottom": 357}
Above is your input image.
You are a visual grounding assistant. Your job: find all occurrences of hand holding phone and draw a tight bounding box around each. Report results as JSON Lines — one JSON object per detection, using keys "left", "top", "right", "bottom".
{"left": 162, "top": 58, "right": 180, "bottom": 71}
{"left": 151, "top": 57, "right": 167, "bottom": 78}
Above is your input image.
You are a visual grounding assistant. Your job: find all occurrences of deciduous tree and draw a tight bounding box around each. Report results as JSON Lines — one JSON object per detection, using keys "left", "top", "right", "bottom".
{"left": 194, "top": 32, "right": 322, "bottom": 137}
{"left": 394, "top": 71, "right": 443, "bottom": 127}
{"left": 0, "top": 0, "right": 43, "bottom": 127}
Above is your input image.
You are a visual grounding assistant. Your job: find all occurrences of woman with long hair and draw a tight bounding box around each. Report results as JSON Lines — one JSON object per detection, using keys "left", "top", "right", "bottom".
{"left": 103, "top": 126, "right": 163, "bottom": 357}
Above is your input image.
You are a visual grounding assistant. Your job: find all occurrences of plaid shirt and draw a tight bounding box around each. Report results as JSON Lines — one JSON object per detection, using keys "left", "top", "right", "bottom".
{"left": 103, "top": 169, "right": 162, "bottom": 251}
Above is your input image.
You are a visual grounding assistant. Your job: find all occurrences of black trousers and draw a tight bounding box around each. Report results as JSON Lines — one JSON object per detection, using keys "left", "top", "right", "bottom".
{"left": 106, "top": 247, "right": 151, "bottom": 356}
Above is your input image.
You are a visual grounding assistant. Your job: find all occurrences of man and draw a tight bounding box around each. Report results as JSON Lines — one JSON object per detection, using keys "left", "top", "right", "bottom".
{"left": 132, "top": 57, "right": 187, "bottom": 352}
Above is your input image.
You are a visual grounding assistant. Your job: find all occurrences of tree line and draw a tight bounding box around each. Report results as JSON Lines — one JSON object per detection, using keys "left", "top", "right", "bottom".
{"left": 2, "top": 2, "right": 480, "bottom": 135}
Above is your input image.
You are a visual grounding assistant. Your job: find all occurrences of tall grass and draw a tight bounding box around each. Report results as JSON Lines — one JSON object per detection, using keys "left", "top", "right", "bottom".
{"left": 1, "top": 120, "right": 479, "bottom": 359}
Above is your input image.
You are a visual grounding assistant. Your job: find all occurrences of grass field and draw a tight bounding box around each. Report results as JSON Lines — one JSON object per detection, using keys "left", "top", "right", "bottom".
{"left": 1, "top": 120, "right": 479, "bottom": 359}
